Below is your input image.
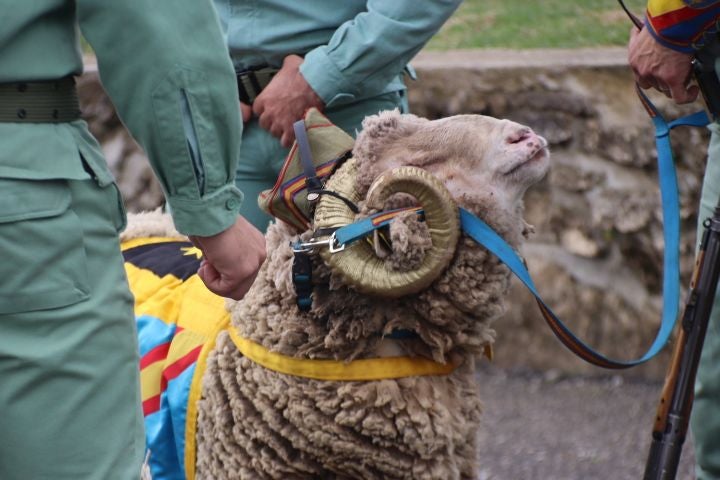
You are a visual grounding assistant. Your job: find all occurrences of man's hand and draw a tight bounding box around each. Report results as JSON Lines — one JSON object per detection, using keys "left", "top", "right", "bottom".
{"left": 189, "top": 215, "right": 266, "bottom": 300}
{"left": 253, "top": 54, "right": 325, "bottom": 147}
{"left": 240, "top": 102, "right": 252, "bottom": 123}
{"left": 628, "top": 26, "right": 699, "bottom": 104}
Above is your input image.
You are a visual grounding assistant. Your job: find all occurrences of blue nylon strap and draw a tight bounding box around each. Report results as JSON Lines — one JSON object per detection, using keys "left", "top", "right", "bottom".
{"left": 462, "top": 103, "right": 705, "bottom": 368}
{"left": 333, "top": 207, "right": 423, "bottom": 247}
{"left": 334, "top": 217, "right": 382, "bottom": 246}
{"left": 462, "top": 207, "right": 662, "bottom": 369}
{"left": 329, "top": 104, "right": 708, "bottom": 368}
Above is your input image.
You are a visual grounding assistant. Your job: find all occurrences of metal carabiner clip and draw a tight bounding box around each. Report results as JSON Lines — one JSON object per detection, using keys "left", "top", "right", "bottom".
{"left": 290, "top": 233, "right": 346, "bottom": 254}
{"left": 328, "top": 232, "right": 345, "bottom": 253}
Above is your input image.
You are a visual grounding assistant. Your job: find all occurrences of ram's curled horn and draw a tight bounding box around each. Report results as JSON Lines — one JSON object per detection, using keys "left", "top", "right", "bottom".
{"left": 313, "top": 158, "right": 461, "bottom": 298}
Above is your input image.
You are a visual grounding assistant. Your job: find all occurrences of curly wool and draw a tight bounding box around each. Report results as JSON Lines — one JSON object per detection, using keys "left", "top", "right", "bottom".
{"left": 197, "top": 333, "right": 481, "bottom": 480}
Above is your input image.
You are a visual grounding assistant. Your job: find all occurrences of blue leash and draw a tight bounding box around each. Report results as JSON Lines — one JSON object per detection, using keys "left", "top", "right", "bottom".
{"left": 331, "top": 95, "right": 709, "bottom": 368}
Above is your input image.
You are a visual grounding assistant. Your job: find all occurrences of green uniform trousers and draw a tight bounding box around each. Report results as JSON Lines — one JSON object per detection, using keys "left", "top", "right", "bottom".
{"left": 236, "top": 90, "right": 408, "bottom": 230}
{"left": 0, "top": 173, "right": 144, "bottom": 479}
{"left": 692, "top": 121, "right": 720, "bottom": 480}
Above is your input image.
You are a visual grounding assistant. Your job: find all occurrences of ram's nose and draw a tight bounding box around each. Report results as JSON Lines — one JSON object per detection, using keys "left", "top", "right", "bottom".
{"left": 506, "top": 127, "right": 547, "bottom": 152}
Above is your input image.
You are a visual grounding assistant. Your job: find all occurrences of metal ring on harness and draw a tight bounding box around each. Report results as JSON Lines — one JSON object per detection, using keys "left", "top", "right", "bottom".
{"left": 313, "top": 158, "right": 460, "bottom": 298}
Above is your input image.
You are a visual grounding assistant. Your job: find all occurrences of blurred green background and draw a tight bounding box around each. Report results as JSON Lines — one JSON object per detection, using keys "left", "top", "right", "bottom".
{"left": 82, "top": 1, "right": 646, "bottom": 54}
{"left": 427, "top": 0, "right": 647, "bottom": 49}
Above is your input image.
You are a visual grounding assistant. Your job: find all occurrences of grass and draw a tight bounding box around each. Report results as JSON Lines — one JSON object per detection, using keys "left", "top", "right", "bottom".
{"left": 427, "top": 0, "right": 647, "bottom": 50}
{"left": 83, "top": 1, "right": 646, "bottom": 54}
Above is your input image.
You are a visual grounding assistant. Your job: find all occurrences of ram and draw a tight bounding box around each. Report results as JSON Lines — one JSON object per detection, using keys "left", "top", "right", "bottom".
{"left": 125, "top": 109, "right": 550, "bottom": 480}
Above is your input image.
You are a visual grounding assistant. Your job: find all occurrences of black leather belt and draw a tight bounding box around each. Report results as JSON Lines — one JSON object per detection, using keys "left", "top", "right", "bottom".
{"left": 236, "top": 67, "right": 279, "bottom": 105}
{"left": 0, "top": 77, "right": 81, "bottom": 123}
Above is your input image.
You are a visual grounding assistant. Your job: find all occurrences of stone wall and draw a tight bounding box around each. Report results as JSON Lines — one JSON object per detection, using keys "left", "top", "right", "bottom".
{"left": 79, "top": 49, "right": 713, "bottom": 380}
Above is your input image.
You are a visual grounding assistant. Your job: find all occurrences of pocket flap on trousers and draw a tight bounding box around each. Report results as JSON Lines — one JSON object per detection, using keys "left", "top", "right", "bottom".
{"left": 0, "top": 178, "right": 71, "bottom": 223}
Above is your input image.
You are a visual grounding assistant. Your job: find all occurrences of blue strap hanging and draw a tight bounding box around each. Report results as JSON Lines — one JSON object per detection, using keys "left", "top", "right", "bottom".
{"left": 330, "top": 93, "right": 709, "bottom": 369}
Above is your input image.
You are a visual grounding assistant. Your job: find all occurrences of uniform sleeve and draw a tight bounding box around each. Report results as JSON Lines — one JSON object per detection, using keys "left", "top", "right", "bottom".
{"left": 76, "top": 0, "right": 243, "bottom": 237}
{"left": 299, "top": 0, "right": 462, "bottom": 107}
{"left": 645, "top": 0, "right": 720, "bottom": 53}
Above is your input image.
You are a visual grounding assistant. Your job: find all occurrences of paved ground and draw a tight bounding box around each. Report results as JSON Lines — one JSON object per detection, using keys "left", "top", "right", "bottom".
{"left": 475, "top": 366, "right": 696, "bottom": 480}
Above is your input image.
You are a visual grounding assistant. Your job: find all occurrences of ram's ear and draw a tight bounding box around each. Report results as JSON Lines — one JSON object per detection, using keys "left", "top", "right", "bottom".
{"left": 353, "top": 110, "right": 430, "bottom": 195}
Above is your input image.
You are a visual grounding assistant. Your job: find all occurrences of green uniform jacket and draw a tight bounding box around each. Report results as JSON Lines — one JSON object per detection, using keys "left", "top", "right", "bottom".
{"left": 0, "top": 0, "right": 244, "bottom": 237}
{"left": 217, "top": 0, "right": 463, "bottom": 107}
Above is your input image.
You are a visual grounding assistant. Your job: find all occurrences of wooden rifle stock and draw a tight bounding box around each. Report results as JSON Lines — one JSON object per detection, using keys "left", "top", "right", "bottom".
{"left": 644, "top": 210, "right": 720, "bottom": 479}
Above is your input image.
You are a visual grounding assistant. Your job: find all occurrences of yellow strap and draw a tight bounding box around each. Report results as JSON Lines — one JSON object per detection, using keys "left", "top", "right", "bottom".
{"left": 228, "top": 327, "right": 458, "bottom": 381}
{"left": 184, "top": 316, "right": 231, "bottom": 480}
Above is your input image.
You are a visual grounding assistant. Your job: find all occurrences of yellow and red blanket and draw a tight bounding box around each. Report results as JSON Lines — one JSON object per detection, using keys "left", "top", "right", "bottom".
{"left": 122, "top": 237, "right": 228, "bottom": 480}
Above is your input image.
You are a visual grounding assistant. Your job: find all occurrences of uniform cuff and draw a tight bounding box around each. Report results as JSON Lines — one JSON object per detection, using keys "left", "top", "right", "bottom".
{"left": 166, "top": 185, "right": 244, "bottom": 237}
{"left": 645, "top": 17, "right": 697, "bottom": 54}
{"left": 300, "top": 48, "right": 358, "bottom": 108}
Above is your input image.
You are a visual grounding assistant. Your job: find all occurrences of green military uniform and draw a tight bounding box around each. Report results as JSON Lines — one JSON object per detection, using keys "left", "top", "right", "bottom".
{"left": 217, "top": 0, "right": 463, "bottom": 230}
{"left": 0, "top": 1, "right": 243, "bottom": 478}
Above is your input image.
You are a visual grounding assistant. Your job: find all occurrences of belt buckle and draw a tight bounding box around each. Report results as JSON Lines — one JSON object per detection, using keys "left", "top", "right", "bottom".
{"left": 236, "top": 66, "right": 278, "bottom": 105}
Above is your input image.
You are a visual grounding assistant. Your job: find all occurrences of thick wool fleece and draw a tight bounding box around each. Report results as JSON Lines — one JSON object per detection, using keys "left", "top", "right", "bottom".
{"left": 195, "top": 111, "right": 545, "bottom": 479}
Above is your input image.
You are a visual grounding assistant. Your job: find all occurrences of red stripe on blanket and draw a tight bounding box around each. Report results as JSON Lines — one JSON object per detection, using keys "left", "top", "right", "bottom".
{"left": 143, "top": 394, "right": 161, "bottom": 416}
{"left": 140, "top": 342, "right": 171, "bottom": 369}
{"left": 160, "top": 345, "right": 203, "bottom": 391}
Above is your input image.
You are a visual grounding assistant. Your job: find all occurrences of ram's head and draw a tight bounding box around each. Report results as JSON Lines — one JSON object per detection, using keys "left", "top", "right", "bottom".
{"left": 313, "top": 110, "right": 550, "bottom": 297}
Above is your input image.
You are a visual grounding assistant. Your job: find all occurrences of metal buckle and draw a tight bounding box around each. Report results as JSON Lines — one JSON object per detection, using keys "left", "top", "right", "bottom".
{"left": 290, "top": 233, "right": 346, "bottom": 254}
{"left": 328, "top": 232, "right": 345, "bottom": 253}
